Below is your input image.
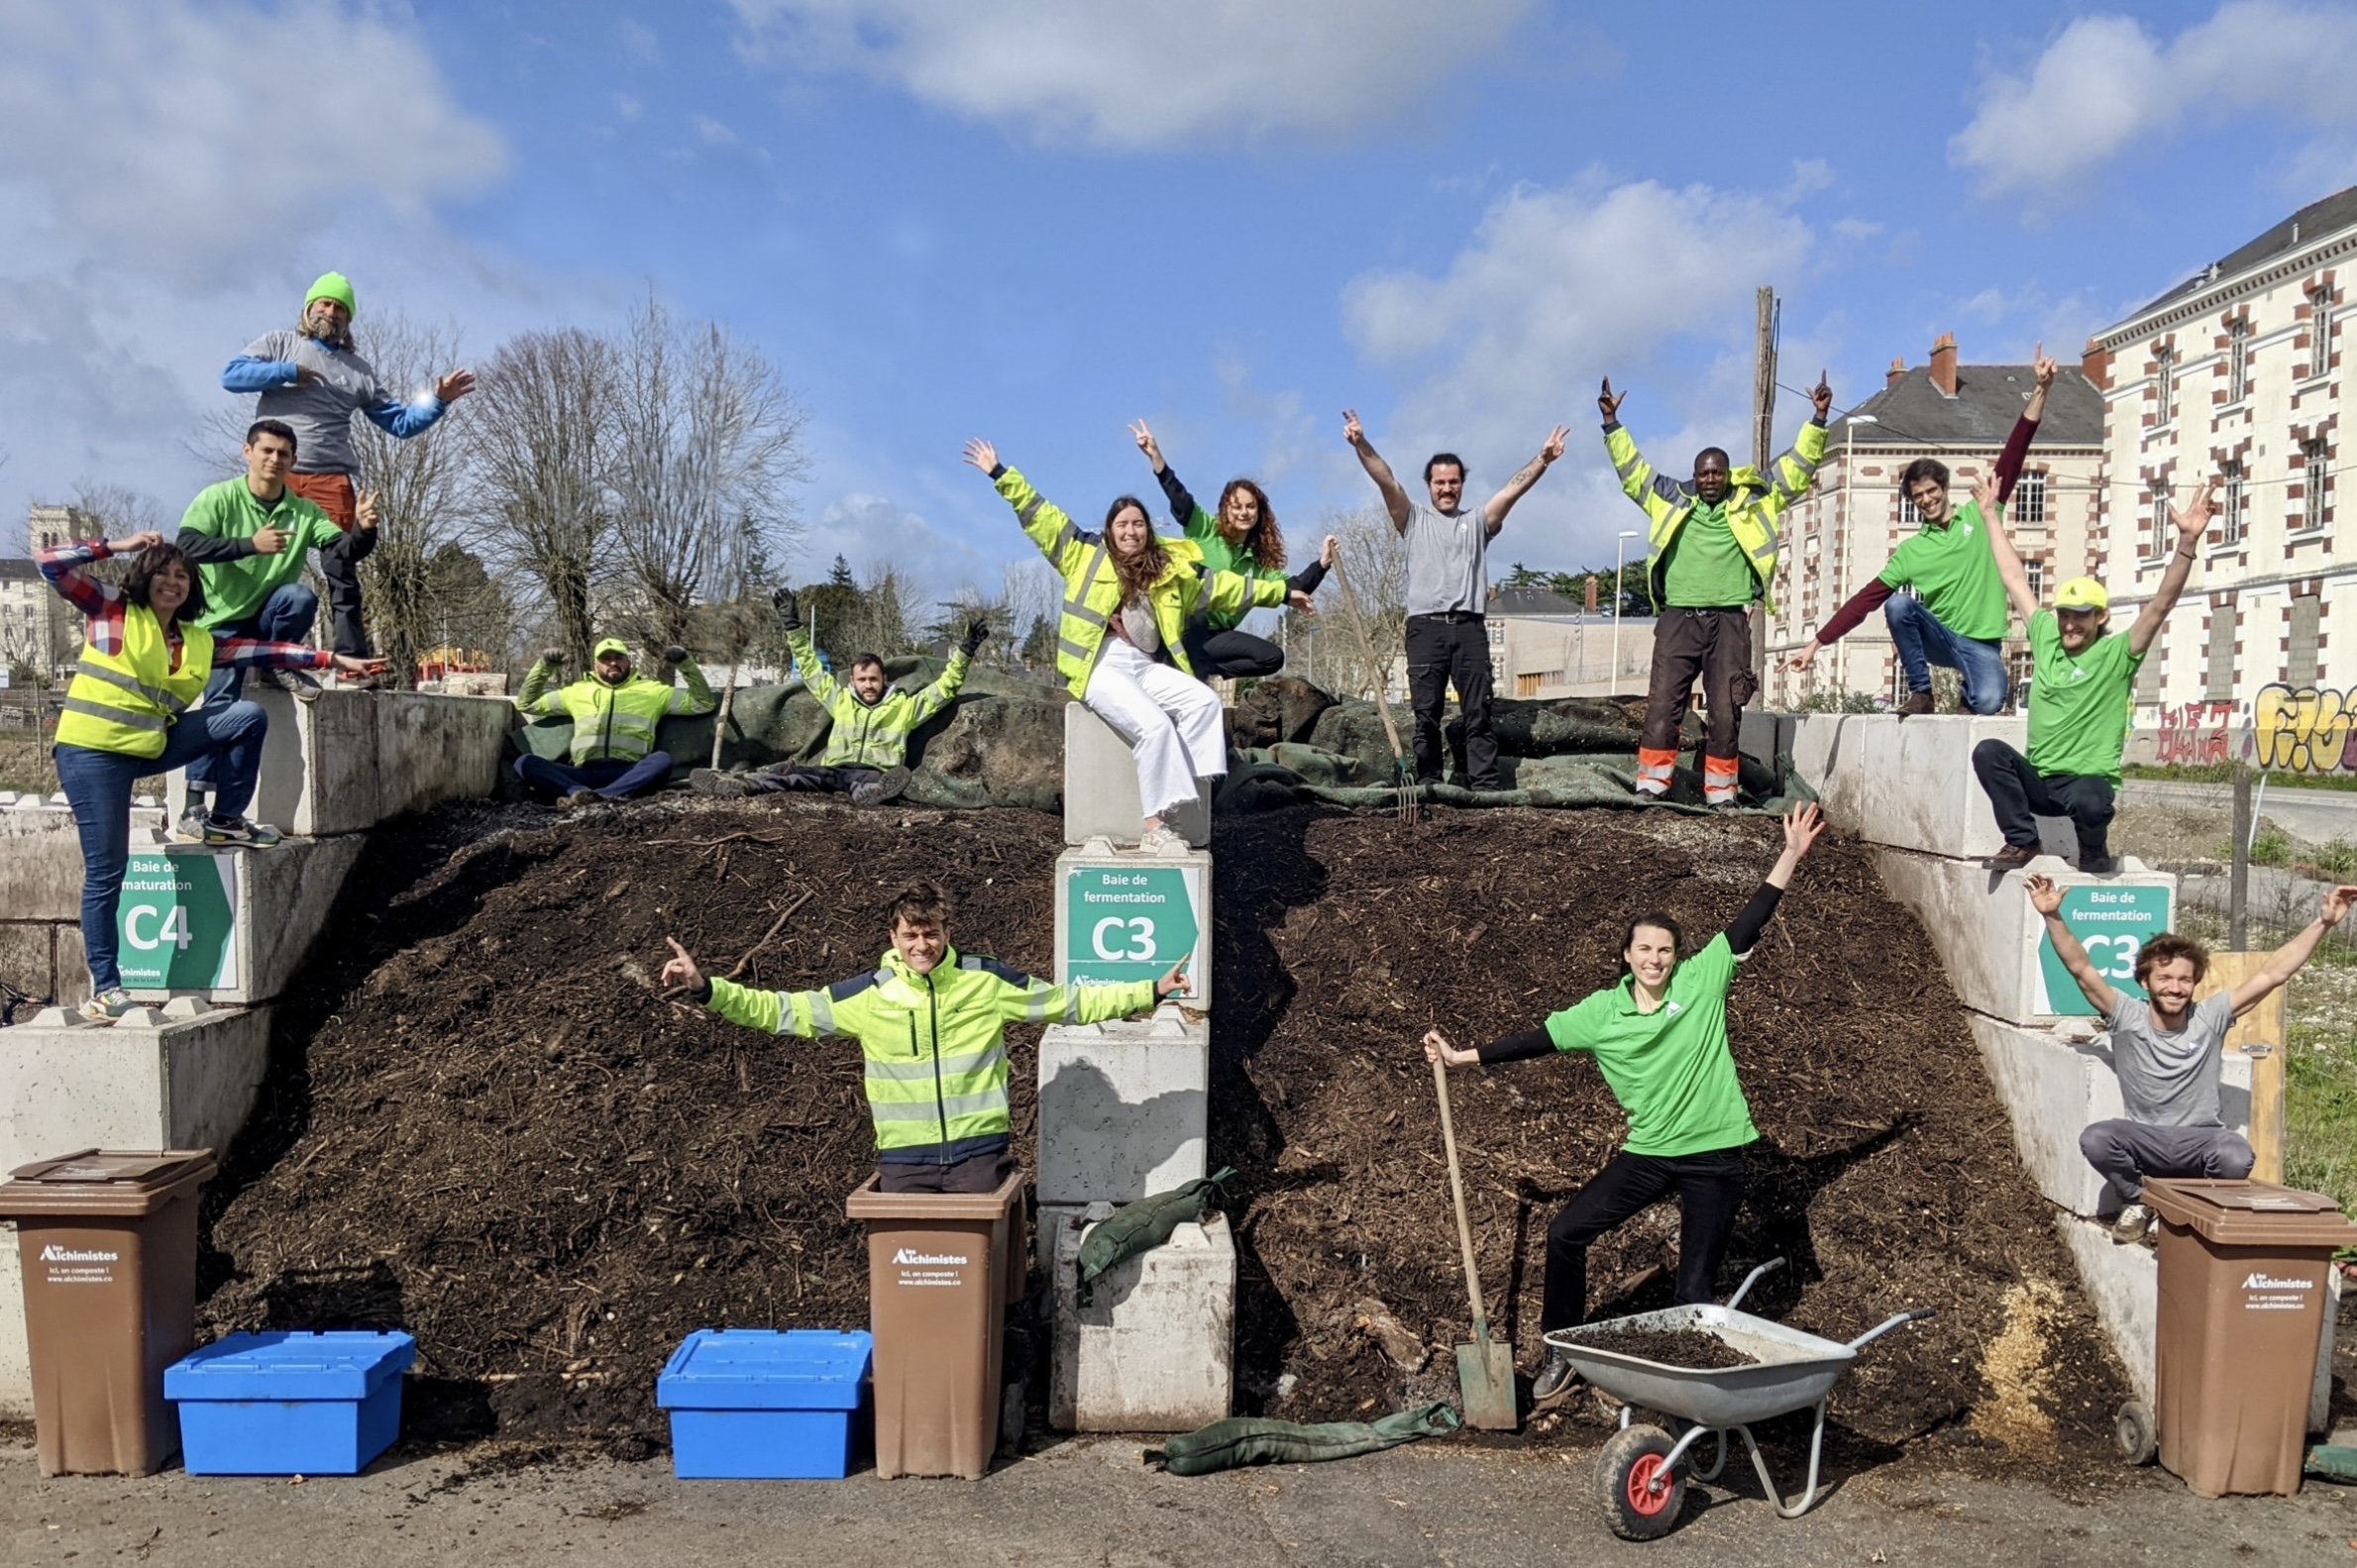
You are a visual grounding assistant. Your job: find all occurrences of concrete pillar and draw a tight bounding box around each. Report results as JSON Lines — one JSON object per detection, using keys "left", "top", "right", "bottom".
{"left": 1061, "top": 704, "right": 1211, "bottom": 849}
{"left": 1050, "top": 1211, "right": 1235, "bottom": 1432}
{"left": 1035, "top": 1007, "right": 1209, "bottom": 1208}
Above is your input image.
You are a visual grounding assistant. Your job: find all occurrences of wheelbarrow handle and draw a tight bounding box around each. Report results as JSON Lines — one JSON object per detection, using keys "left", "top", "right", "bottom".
{"left": 1723, "top": 1257, "right": 1787, "bottom": 1313}
{"left": 1847, "top": 1307, "right": 1936, "bottom": 1351}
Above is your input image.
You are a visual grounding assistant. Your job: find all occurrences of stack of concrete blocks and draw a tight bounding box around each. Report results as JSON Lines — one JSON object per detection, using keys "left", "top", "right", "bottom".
{"left": 1748, "top": 711, "right": 2334, "bottom": 1428}
{"left": 1061, "top": 704, "right": 1210, "bottom": 849}
{"left": 0, "top": 686, "right": 513, "bottom": 1419}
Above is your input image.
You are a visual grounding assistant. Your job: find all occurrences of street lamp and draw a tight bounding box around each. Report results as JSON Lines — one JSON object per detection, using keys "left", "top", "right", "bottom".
{"left": 1609, "top": 529, "right": 1639, "bottom": 694}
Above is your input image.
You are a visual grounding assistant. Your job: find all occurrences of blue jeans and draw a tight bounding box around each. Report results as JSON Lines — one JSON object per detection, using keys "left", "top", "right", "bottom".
{"left": 186, "top": 582, "right": 317, "bottom": 793}
{"left": 1884, "top": 592, "right": 2008, "bottom": 713}
{"left": 514, "top": 751, "right": 674, "bottom": 800}
{"left": 54, "top": 702, "right": 268, "bottom": 993}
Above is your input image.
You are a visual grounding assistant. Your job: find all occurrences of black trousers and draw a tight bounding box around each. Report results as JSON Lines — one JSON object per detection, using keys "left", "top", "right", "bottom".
{"left": 1404, "top": 613, "right": 1498, "bottom": 788}
{"left": 1181, "top": 620, "right": 1284, "bottom": 680}
{"left": 319, "top": 546, "right": 370, "bottom": 657}
{"left": 1542, "top": 1146, "right": 1748, "bottom": 1333}
{"left": 740, "top": 762, "right": 879, "bottom": 795}
{"left": 1972, "top": 739, "right": 2115, "bottom": 858}
{"left": 1640, "top": 606, "right": 1755, "bottom": 760}
{"left": 877, "top": 1150, "right": 1015, "bottom": 1195}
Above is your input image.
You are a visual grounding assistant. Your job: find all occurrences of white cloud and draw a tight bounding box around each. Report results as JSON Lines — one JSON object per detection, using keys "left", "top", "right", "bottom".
{"left": 1951, "top": 2, "right": 2357, "bottom": 198}
{"left": 726, "top": 0, "right": 1535, "bottom": 151}
{"left": 695, "top": 114, "right": 739, "bottom": 146}
{"left": 1831, "top": 217, "right": 1884, "bottom": 242}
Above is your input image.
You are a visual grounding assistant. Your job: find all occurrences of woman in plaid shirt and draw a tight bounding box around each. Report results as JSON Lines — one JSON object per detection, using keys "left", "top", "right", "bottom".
{"left": 41, "top": 531, "right": 382, "bottom": 1021}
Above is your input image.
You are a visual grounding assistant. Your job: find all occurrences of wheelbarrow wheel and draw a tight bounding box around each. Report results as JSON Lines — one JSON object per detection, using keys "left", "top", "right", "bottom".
{"left": 2113, "top": 1400, "right": 2157, "bottom": 1466}
{"left": 1597, "top": 1423, "right": 1685, "bottom": 1540}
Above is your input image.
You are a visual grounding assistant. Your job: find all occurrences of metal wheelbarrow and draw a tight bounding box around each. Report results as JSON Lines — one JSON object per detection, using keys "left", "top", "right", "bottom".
{"left": 1542, "top": 1258, "right": 1934, "bottom": 1540}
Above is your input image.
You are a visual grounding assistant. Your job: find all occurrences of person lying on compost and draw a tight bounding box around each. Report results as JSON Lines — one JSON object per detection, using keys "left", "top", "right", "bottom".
{"left": 2025, "top": 873, "right": 2357, "bottom": 1244}
{"left": 1423, "top": 799, "right": 1827, "bottom": 1403}
{"left": 660, "top": 880, "right": 1190, "bottom": 1194}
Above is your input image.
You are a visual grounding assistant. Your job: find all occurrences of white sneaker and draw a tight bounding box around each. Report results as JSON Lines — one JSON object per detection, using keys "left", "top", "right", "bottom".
{"left": 2109, "top": 1202, "right": 2153, "bottom": 1244}
{"left": 1136, "top": 825, "right": 1185, "bottom": 856}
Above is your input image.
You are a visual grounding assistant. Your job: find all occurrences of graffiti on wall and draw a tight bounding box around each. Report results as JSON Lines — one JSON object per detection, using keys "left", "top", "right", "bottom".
{"left": 2254, "top": 683, "right": 2357, "bottom": 774}
{"left": 2154, "top": 700, "right": 2237, "bottom": 766}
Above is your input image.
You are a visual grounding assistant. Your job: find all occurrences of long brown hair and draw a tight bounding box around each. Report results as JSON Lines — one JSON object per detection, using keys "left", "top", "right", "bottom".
{"left": 1101, "top": 495, "right": 1171, "bottom": 602}
{"left": 1217, "top": 478, "right": 1284, "bottom": 571}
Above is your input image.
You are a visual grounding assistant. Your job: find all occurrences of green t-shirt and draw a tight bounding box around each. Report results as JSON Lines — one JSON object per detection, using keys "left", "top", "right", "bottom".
{"left": 1877, "top": 498, "right": 2010, "bottom": 642}
{"left": 1661, "top": 499, "right": 1757, "bottom": 608}
{"left": 2025, "top": 608, "right": 2142, "bottom": 783}
{"left": 1543, "top": 933, "right": 1761, "bottom": 1157}
{"left": 178, "top": 477, "right": 343, "bottom": 631}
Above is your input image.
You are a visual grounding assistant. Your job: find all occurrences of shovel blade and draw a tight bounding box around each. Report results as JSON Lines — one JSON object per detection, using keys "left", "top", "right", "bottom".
{"left": 1453, "top": 1339, "right": 1518, "bottom": 1431}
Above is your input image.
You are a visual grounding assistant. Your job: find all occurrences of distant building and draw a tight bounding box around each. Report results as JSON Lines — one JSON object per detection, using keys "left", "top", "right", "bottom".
{"left": 1, "top": 505, "right": 101, "bottom": 679}
{"left": 1766, "top": 335, "right": 2106, "bottom": 708}
{"left": 1487, "top": 585, "right": 1656, "bottom": 698}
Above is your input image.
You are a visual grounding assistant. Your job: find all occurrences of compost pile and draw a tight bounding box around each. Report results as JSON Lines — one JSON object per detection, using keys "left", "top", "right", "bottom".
{"left": 197, "top": 796, "right": 2130, "bottom": 1466}
{"left": 1569, "top": 1327, "right": 1759, "bottom": 1371}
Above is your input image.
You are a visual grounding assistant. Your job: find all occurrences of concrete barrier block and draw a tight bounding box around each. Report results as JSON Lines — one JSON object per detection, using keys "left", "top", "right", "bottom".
{"left": 1036, "top": 1008, "right": 1208, "bottom": 1207}
{"left": 1063, "top": 704, "right": 1210, "bottom": 849}
{"left": 168, "top": 688, "right": 510, "bottom": 836}
{"left": 1788, "top": 713, "right": 2070, "bottom": 859}
{"left": 120, "top": 835, "right": 366, "bottom": 1006}
{"left": 1052, "top": 839, "right": 1212, "bottom": 1011}
{"left": 374, "top": 689, "right": 513, "bottom": 819}
{"left": 1051, "top": 1211, "right": 1234, "bottom": 1431}
{"left": 2056, "top": 1213, "right": 2158, "bottom": 1407}
{"left": 0, "top": 805, "right": 163, "bottom": 922}
{"left": 0, "top": 1003, "right": 271, "bottom": 1177}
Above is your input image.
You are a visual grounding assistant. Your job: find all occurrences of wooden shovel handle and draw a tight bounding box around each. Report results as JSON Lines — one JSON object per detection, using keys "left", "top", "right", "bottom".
{"left": 1432, "top": 1055, "right": 1490, "bottom": 1334}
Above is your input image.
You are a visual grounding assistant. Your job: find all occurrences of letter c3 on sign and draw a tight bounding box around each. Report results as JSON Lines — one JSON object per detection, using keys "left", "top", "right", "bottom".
{"left": 1091, "top": 915, "right": 1157, "bottom": 962}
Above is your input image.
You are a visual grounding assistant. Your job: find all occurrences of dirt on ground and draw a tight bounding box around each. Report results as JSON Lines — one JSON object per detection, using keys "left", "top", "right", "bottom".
{"left": 194, "top": 796, "right": 2136, "bottom": 1480}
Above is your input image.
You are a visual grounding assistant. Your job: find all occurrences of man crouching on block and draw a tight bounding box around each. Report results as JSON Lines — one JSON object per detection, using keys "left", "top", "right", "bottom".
{"left": 660, "top": 880, "right": 1188, "bottom": 1194}
{"left": 2026, "top": 872, "right": 2357, "bottom": 1243}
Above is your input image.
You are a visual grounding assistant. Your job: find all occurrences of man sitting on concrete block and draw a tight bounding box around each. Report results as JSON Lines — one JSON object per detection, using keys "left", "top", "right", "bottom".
{"left": 690, "top": 589, "right": 981, "bottom": 806}
{"left": 513, "top": 638, "right": 716, "bottom": 806}
{"left": 1972, "top": 471, "right": 2214, "bottom": 872}
{"left": 659, "top": 881, "right": 1189, "bottom": 1194}
{"left": 1786, "top": 347, "right": 2061, "bottom": 715}
{"left": 2026, "top": 872, "right": 2357, "bottom": 1243}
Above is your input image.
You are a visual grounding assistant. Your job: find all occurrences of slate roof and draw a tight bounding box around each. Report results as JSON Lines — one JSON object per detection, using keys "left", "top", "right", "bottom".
{"left": 1489, "top": 586, "right": 1585, "bottom": 616}
{"left": 0, "top": 559, "right": 40, "bottom": 581}
{"left": 1831, "top": 365, "right": 2103, "bottom": 449}
{"left": 2123, "top": 183, "right": 2357, "bottom": 323}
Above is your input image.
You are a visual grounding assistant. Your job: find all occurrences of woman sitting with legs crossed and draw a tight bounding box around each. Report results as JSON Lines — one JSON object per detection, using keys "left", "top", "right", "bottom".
{"left": 965, "top": 437, "right": 1318, "bottom": 852}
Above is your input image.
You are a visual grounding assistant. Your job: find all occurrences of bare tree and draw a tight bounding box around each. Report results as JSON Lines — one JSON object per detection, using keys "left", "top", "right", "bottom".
{"left": 1300, "top": 503, "right": 1408, "bottom": 700}
{"left": 341, "top": 312, "right": 475, "bottom": 686}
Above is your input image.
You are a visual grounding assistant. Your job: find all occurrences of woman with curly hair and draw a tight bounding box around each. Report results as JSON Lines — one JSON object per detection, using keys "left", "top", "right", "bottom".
{"left": 965, "top": 438, "right": 1319, "bottom": 852}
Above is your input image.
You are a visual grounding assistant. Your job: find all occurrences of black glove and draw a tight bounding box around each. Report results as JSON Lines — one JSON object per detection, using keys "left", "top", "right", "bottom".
{"left": 960, "top": 619, "right": 990, "bottom": 657}
{"left": 664, "top": 644, "right": 690, "bottom": 667}
{"left": 772, "top": 587, "right": 801, "bottom": 631}
{"left": 539, "top": 647, "right": 566, "bottom": 669}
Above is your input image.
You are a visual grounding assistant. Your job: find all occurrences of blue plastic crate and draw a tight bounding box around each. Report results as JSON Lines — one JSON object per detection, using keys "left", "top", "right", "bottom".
{"left": 657, "top": 1328, "right": 872, "bottom": 1479}
{"left": 164, "top": 1330, "right": 416, "bottom": 1476}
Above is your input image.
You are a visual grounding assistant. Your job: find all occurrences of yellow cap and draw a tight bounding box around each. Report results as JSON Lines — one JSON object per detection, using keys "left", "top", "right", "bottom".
{"left": 2055, "top": 577, "right": 2108, "bottom": 611}
{"left": 592, "top": 637, "right": 630, "bottom": 658}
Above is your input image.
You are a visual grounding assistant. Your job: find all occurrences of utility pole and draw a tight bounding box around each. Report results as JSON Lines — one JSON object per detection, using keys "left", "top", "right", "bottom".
{"left": 1750, "top": 285, "right": 1779, "bottom": 692}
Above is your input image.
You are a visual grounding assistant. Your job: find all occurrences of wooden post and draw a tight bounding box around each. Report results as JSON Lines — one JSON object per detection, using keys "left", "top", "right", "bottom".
{"left": 2230, "top": 762, "right": 2252, "bottom": 949}
{"left": 2196, "top": 952, "right": 2286, "bottom": 1183}
{"left": 1750, "top": 285, "right": 1778, "bottom": 693}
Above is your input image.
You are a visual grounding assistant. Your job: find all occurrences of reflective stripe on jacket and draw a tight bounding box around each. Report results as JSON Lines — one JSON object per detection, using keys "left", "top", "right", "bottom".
{"left": 995, "top": 466, "right": 1287, "bottom": 699}
{"left": 517, "top": 659, "right": 717, "bottom": 764}
{"left": 787, "top": 628, "right": 969, "bottom": 770}
{"left": 54, "top": 605, "right": 213, "bottom": 759}
{"left": 1605, "top": 419, "right": 1828, "bottom": 614}
{"left": 705, "top": 946, "right": 1158, "bottom": 1155}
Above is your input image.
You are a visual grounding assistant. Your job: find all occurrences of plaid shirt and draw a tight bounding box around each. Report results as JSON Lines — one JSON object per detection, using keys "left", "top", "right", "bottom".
{"left": 38, "top": 540, "right": 331, "bottom": 672}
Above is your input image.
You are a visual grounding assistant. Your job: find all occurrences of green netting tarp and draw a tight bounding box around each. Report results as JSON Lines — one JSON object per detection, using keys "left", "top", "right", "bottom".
{"left": 1145, "top": 1402, "right": 1462, "bottom": 1476}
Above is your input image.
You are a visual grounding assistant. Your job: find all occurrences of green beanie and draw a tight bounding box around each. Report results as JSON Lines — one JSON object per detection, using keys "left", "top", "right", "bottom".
{"left": 304, "top": 270, "right": 358, "bottom": 318}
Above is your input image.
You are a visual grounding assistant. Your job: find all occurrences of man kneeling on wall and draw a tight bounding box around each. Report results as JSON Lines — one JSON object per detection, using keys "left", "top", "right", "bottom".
{"left": 2026, "top": 873, "right": 2357, "bottom": 1243}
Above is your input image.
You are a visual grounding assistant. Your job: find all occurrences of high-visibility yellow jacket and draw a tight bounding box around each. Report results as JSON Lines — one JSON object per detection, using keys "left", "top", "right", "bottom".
{"left": 55, "top": 606, "right": 213, "bottom": 760}
{"left": 994, "top": 466, "right": 1287, "bottom": 699}
{"left": 516, "top": 658, "right": 716, "bottom": 764}
{"left": 787, "top": 627, "right": 968, "bottom": 770}
{"left": 704, "top": 946, "right": 1157, "bottom": 1158}
{"left": 1606, "top": 419, "right": 1828, "bottom": 614}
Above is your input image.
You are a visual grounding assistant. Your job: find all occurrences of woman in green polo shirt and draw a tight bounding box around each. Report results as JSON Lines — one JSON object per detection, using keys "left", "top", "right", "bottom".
{"left": 1424, "top": 800, "right": 1826, "bottom": 1401}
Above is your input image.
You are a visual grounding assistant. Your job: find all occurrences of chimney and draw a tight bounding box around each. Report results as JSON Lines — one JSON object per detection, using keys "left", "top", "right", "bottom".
{"left": 1886, "top": 356, "right": 1907, "bottom": 389}
{"left": 1929, "top": 333, "right": 1959, "bottom": 397}
{"left": 1584, "top": 575, "right": 1599, "bottom": 612}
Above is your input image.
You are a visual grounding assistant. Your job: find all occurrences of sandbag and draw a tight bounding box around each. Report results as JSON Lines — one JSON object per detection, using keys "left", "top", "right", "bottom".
{"left": 1145, "top": 1402, "right": 1462, "bottom": 1476}
{"left": 2308, "top": 1445, "right": 2357, "bottom": 1484}
{"left": 1075, "top": 1168, "right": 1233, "bottom": 1304}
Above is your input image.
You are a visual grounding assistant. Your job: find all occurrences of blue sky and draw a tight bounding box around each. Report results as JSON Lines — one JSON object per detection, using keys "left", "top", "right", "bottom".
{"left": 5, "top": 0, "right": 2357, "bottom": 607}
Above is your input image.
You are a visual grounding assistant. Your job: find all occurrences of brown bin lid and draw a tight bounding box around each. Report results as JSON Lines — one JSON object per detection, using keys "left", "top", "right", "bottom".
{"left": 845, "top": 1169, "right": 1026, "bottom": 1220}
{"left": 2143, "top": 1178, "right": 2357, "bottom": 1247}
{"left": 0, "top": 1149, "right": 217, "bottom": 1218}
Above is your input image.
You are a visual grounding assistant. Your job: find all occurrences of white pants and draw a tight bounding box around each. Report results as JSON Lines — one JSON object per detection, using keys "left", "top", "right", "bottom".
{"left": 1085, "top": 637, "right": 1226, "bottom": 820}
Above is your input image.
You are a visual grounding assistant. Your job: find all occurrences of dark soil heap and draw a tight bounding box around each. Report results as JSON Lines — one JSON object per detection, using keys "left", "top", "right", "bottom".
{"left": 1565, "top": 1327, "right": 1759, "bottom": 1371}
{"left": 197, "top": 797, "right": 2129, "bottom": 1463}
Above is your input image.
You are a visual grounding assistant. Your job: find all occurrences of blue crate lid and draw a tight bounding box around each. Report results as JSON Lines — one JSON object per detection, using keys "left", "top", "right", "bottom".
{"left": 656, "top": 1329, "right": 873, "bottom": 1411}
{"left": 164, "top": 1330, "right": 417, "bottom": 1402}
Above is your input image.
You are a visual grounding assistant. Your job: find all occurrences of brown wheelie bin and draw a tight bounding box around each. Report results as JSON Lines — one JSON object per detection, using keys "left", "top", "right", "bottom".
{"left": 2142, "top": 1177, "right": 2356, "bottom": 1497}
{"left": 0, "top": 1150, "right": 218, "bottom": 1476}
{"left": 846, "top": 1169, "right": 1025, "bottom": 1479}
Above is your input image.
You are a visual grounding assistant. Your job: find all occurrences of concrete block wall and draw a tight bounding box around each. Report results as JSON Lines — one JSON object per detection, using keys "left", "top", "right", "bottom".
{"left": 1062, "top": 704, "right": 1210, "bottom": 849}
{"left": 1036, "top": 1006, "right": 1209, "bottom": 1207}
{"left": 122, "top": 836, "right": 367, "bottom": 1006}
{"left": 1050, "top": 1211, "right": 1235, "bottom": 1432}
{"left": 0, "top": 800, "right": 160, "bottom": 1005}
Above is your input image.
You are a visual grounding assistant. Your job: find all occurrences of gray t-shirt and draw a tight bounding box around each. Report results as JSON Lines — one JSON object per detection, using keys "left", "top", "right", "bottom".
{"left": 242, "top": 330, "right": 398, "bottom": 477}
{"left": 2104, "top": 993, "right": 2234, "bottom": 1127}
{"left": 1403, "top": 502, "right": 1492, "bottom": 616}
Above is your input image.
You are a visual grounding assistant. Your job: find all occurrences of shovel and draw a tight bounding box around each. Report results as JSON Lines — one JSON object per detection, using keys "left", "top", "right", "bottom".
{"left": 1431, "top": 1056, "right": 1517, "bottom": 1430}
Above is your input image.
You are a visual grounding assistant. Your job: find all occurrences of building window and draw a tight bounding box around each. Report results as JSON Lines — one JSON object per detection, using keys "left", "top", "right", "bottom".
{"left": 2148, "top": 490, "right": 2171, "bottom": 560}
{"left": 2313, "top": 287, "right": 2334, "bottom": 380}
{"left": 2012, "top": 470, "right": 2047, "bottom": 526}
{"left": 1897, "top": 491, "right": 1921, "bottom": 528}
{"left": 2025, "top": 560, "right": 2046, "bottom": 604}
{"left": 2219, "top": 461, "right": 2244, "bottom": 546}
{"left": 2009, "top": 646, "right": 2035, "bottom": 696}
{"left": 2204, "top": 605, "right": 2238, "bottom": 703}
{"left": 2227, "top": 318, "right": 2250, "bottom": 404}
{"left": 2303, "top": 439, "right": 2330, "bottom": 531}
{"left": 1516, "top": 672, "right": 1542, "bottom": 698}
{"left": 2154, "top": 346, "right": 2174, "bottom": 425}
{"left": 2136, "top": 631, "right": 2166, "bottom": 702}
{"left": 2289, "top": 592, "right": 2321, "bottom": 686}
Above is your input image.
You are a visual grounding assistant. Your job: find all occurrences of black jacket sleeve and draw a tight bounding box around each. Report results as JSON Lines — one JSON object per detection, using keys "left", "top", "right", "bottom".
{"left": 174, "top": 527, "right": 256, "bottom": 564}
{"left": 1724, "top": 882, "right": 1785, "bottom": 957}
{"left": 1286, "top": 560, "right": 1329, "bottom": 596}
{"left": 1156, "top": 465, "right": 1197, "bottom": 529}
{"left": 328, "top": 524, "right": 378, "bottom": 566}
{"left": 1475, "top": 1027, "right": 1556, "bottom": 1066}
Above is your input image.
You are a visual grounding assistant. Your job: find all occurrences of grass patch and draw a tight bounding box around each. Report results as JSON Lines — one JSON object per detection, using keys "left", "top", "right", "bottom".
{"left": 2288, "top": 1028, "right": 2357, "bottom": 1221}
{"left": 2126, "top": 763, "right": 2357, "bottom": 792}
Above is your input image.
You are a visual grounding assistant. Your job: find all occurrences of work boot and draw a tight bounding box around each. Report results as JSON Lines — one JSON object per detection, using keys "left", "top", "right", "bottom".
{"left": 1983, "top": 843, "right": 2038, "bottom": 872}
{"left": 1532, "top": 1348, "right": 1579, "bottom": 1403}
{"left": 1897, "top": 689, "right": 1934, "bottom": 716}
{"left": 2079, "top": 854, "right": 2122, "bottom": 876}
{"left": 689, "top": 768, "right": 749, "bottom": 799}
{"left": 2109, "top": 1202, "right": 2153, "bottom": 1245}
{"left": 558, "top": 788, "right": 599, "bottom": 810}
{"left": 851, "top": 765, "right": 910, "bottom": 806}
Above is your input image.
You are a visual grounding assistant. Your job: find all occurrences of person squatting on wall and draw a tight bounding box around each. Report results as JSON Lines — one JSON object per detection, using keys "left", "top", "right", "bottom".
{"left": 512, "top": 638, "right": 717, "bottom": 806}
{"left": 222, "top": 270, "right": 476, "bottom": 659}
{"left": 659, "top": 881, "right": 1190, "bottom": 1194}
{"left": 1342, "top": 409, "right": 1568, "bottom": 791}
{"left": 2025, "top": 873, "right": 2357, "bottom": 1242}
{"left": 40, "top": 532, "right": 383, "bottom": 1022}
{"left": 1605, "top": 374, "right": 1831, "bottom": 807}
{"left": 692, "top": 589, "right": 985, "bottom": 806}
{"left": 966, "top": 438, "right": 1319, "bottom": 853}
{"left": 1423, "top": 801, "right": 1828, "bottom": 1402}
{"left": 1129, "top": 419, "right": 1336, "bottom": 680}
{"left": 1787, "top": 347, "right": 2065, "bottom": 715}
